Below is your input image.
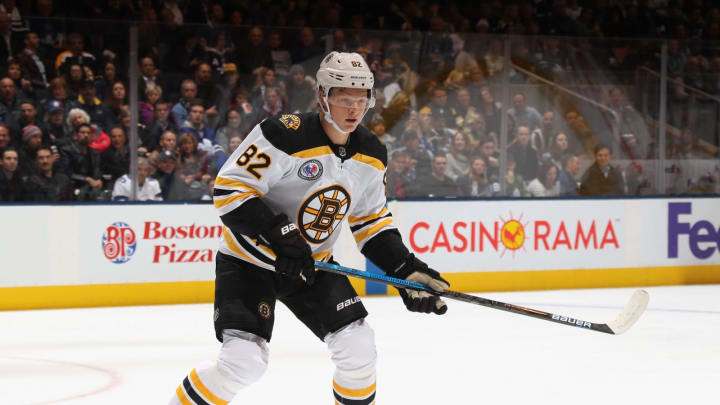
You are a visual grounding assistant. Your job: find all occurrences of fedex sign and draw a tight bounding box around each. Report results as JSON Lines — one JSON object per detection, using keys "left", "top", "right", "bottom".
{"left": 668, "top": 202, "right": 720, "bottom": 259}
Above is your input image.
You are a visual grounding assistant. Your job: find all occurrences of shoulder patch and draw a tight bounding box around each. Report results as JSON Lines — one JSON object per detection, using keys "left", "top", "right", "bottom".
{"left": 279, "top": 114, "right": 301, "bottom": 130}
{"left": 260, "top": 113, "right": 328, "bottom": 156}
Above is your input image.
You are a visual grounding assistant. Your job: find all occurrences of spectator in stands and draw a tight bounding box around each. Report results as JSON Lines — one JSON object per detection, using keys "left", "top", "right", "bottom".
{"left": 527, "top": 161, "right": 561, "bottom": 197}
{"left": 16, "top": 124, "right": 43, "bottom": 177}
{"left": 148, "top": 130, "right": 178, "bottom": 165}
{"left": 215, "top": 63, "right": 240, "bottom": 118}
{"left": 395, "top": 130, "right": 433, "bottom": 179}
{"left": 228, "top": 85, "right": 254, "bottom": 117}
{"left": 111, "top": 157, "right": 163, "bottom": 201}
{"left": 139, "top": 84, "right": 163, "bottom": 126}
{"left": 0, "top": 77, "right": 21, "bottom": 140}
{"left": 45, "top": 77, "right": 70, "bottom": 112}
{"left": 548, "top": 131, "right": 577, "bottom": 168}
{"left": 285, "top": 64, "right": 316, "bottom": 114}
{"left": 236, "top": 26, "right": 274, "bottom": 77}
{"left": 171, "top": 79, "right": 197, "bottom": 128}
{"left": 456, "top": 156, "right": 490, "bottom": 197}
{"left": 176, "top": 132, "right": 212, "bottom": 200}
{"left": 0, "top": 147, "right": 23, "bottom": 201}
{"left": 444, "top": 131, "right": 471, "bottom": 181}
{"left": 24, "top": 146, "right": 72, "bottom": 201}
{"left": 44, "top": 100, "right": 68, "bottom": 146}
{"left": 579, "top": 144, "right": 625, "bottom": 196}
{"left": 249, "top": 86, "right": 283, "bottom": 128}
{"left": 478, "top": 85, "right": 502, "bottom": 135}
{"left": 180, "top": 101, "right": 216, "bottom": 145}
{"left": 138, "top": 56, "right": 165, "bottom": 99}
{"left": 215, "top": 108, "right": 245, "bottom": 152}
{"left": 369, "top": 117, "right": 396, "bottom": 152}
{"left": 558, "top": 154, "right": 581, "bottom": 196}
{"left": 419, "top": 87, "right": 456, "bottom": 129}
{"left": 412, "top": 154, "right": 457, "bottom": 198}
{"left": 488, "top": 156, "right": 530, "bottom": 197}
{"left": 72, "top": 79, "right": 114, "bottom": 133}
{"left": 104, "top": 80, "right": 128, "bottom": 125}
{"left": 268, "top": 30, "right": 292, "bottom": 79}
{"left": 291, "top": 27, "right": 324, "bottom": 68}
{"left": 0, "top": 12, "right": 14, "bottom": 65}
{"left": 386, "top": 150, "right": 412, "bottom": 199}
{"left": 477, "top": 135, "right": 500, "bottom": 180}
{"left": 16, "top": 31, "right": 50, "bottom": 94}
{"left": 93, "top": 60, "right": 118, "bottom": 103}
{"left": 18, "top": 100, "right": 47, "bottom": 143}
{"left": 57, "top": 123, "right": 103, "bottom": 200}
{"left": 142, "top": 101, "right": 177, "bottom": 152}
{"left": 56, "top": 33, "right": 97, "bottom": 80}
{"left": 507, "top": 92, "right": 543, "bottom": 132}
{"left": 152, "top": 148, "right": 184, "bottom": 200}
{"left": 425, "top": 110, "right": 455, "bottom": 155}
{"left": 531, "top": 110, "right": 560, "bottom": 153}
{"left": 207, "top": 32, "right": 235, "bottom": 77}
{"left": 507, "top": 125, "right": 538, "bottom": 183}
{"left": 7, "top": 59, "right": 32, "bottom": 98}
{"left": 250, "top": 67, "right": 281, "bottom": 108}
{"left": 461, "top": 109, "right": 486, "bottom": 148}
{"left": 66, "top": 108, "right": 110, "bottom": 153}
{"left": 100, "top": 126, "right": 130, "bottom": 185}
{"left": 194, "top": 62, "right": 220, "bottom": 124}
{"left": 0, "top": 123, "right": 10, "bottom": 153}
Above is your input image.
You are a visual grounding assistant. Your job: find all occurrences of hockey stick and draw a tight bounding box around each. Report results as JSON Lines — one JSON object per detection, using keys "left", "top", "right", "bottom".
{"left": 314, "top": 261, "right": 649, "bottom": 335}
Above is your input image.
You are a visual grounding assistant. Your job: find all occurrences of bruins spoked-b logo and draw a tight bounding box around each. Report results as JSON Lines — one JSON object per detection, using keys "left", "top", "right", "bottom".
{"left": 257, "top": 301, "right": 272, "bottom": 319}
{"left": 298, "top": 159, "right": 323, "bottom": 181}
{"left": 279, "top": 114, "right": 300, "bottom": 130}
{"left": 298, "top": 185, "right": 350, "bottom": 243}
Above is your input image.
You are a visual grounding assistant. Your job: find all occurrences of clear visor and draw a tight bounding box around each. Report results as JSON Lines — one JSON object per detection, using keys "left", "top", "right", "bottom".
{"left": 327, "top": 93, "right": 370, "bottom": 109}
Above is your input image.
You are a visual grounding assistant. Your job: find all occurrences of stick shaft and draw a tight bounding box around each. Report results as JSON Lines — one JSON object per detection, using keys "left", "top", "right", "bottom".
{"left": 314, "top": 261, "right": 615, "bottom": 334}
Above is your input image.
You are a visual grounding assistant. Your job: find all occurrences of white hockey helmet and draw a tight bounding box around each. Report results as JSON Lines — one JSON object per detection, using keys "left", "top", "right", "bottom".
{"left": 316, "top": 52, "right": 376, "bottom": 133}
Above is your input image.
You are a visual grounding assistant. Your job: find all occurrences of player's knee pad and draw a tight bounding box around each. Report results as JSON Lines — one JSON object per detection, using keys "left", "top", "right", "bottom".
{"left": 216, "top": 329, "right": 269, "bottom": 391}
{"left": 325, "top": 319, "right": 377, "bottom": 380}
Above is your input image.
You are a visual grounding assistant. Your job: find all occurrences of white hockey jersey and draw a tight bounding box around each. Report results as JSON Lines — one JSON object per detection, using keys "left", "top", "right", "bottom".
{"left": 213, "top": 112, "right": 396, "bottom": 271}
{"left": 111, "top": 174, "right": 163, "bottom": 201}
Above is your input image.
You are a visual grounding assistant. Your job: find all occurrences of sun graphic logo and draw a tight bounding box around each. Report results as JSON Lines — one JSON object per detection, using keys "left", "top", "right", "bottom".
{"left": 101, "top": 222, "right": 137, "bottom": 264}
{"left": 499, "top": 212, "right": 529, "bottom": 258}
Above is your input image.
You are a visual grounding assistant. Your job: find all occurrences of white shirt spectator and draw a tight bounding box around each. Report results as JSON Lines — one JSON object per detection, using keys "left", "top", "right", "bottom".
{"left": 112, "top": 174, "right": 163, "bottom": 201}
{"left": 527, "top": 178, "right": 560, "bottom": 197}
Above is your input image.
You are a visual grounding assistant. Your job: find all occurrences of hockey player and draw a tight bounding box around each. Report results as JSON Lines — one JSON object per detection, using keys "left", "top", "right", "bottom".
{"left": 170, "top": 51, "right": 450, "bottom": 405}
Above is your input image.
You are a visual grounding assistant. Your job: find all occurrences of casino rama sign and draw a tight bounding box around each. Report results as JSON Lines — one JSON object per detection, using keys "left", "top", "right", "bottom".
{"left": 408, "top": 212, "right": 620, "bottom": 256}
{"left": 101, "top": 221, "right": 222, "bottom": 264}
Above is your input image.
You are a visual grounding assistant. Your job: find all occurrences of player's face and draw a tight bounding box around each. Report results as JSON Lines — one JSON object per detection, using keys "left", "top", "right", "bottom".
{"left": 327, "top": 88, "right": 369, "bottom": 133}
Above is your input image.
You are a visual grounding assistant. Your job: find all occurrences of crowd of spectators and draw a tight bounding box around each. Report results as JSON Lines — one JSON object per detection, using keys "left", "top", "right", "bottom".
{"left": 0, "top": 0, "right": 718, "bottom": 202}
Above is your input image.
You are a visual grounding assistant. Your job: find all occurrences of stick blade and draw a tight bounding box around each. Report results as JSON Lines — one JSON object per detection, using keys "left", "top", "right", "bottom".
{"left": 606, "top": 289, "right": 649, "bottom": 335}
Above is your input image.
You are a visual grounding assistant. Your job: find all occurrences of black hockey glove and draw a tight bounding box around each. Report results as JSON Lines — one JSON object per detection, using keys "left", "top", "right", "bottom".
{"left": 392, "top": 254, "right": 449, "bottom": 315}
{"left": 260, "top": 214, "right": 315, "bottom": 284}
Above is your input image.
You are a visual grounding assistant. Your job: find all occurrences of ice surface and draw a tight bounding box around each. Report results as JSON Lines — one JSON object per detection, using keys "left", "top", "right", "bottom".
{"left": 1, "top": 285, "right": 718, "bottom": 405}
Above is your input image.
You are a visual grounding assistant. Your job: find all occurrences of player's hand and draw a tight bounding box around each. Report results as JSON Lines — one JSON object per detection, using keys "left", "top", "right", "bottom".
{"left": 261, "top": 214, "right": 315, "bottom": 284}
{"left": 393, "top": 254, "right": 449, "bottom": 315}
